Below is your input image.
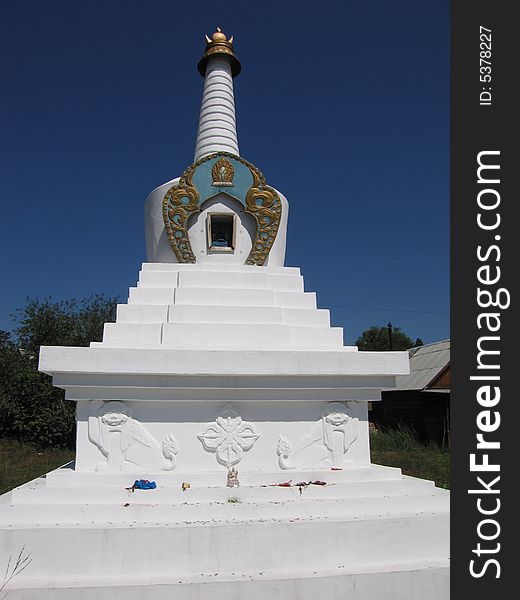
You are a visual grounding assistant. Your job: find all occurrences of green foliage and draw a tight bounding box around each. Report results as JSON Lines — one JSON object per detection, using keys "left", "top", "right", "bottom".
{"left": 0, "top": 295, "right": 117, "bottom": 449}
{"left": 370, "top": 426, "right": 450, "bottom": 489}
{"left": 0, "top": 338, "right": 74, "bottom": 448}
{"left": 370, "top": 424, "right": 420, "bottom": 452}
{"left": 14, "top": 295, "right": 117, "bottom": 358}
{"left": 355, "top": 325, "right": 414, "bottom": 351}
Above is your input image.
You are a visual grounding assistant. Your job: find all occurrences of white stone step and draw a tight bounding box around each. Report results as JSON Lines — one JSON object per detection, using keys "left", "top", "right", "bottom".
{"left": 142, "top": 262, "right": 301, "bottom": 276}
{"left": 267, "top": 273, "right": 304, "bottom": 292}
{"left": 4, "top": 489, "right": 448, "bottom": 526}
{"left": 44, "top": 466, "right": 405, "bottom": 488}
{"left": 178, "top": 270, "right": 267, "bottom": 289}
{"left": 128, "top": 287, "right": 175, "bottom": 305}
{"left": 275, "top": 291, "right": 317, "bottom": 308}
{"left": 137, "top": 269, "right": 305, "bottom": 292}
{"left": 12, "top": 476, "right": 438, "bottom": 506}
{"left": 128, "top": 287, "right": 319, "bottom": 310}
{"left": 113, "top": 305, "right": 350, "bottom": 330}
{"left": 175, "top": 286, "right": 276, "bottom": 307}
{"left": 283, "top": 308, "right": 330, "bottom": 327}
{"left": 1, "top": 502, "right": 449, "bottom": 581}
{"left": 169, "top": 304, "right": 284, "bottom": 324}
{"left": 138, "top": 270, "right": 179, "bottom": 287}
{"left": 0, "top": 559, "right": 450, "bottom": 600}
{"left": 291, "top": 326, "right": 344, "bottom": 348}
{"left": 102, "top": 323, "right": 162, "bottom": 345}
{"left": 164, "top": 305, "right": 330, "bottom": 327}
{"left": 117, "top": 304, "right": 169, "bottom": 323}
{"left": 162, "top": 323, "right": 292, "bottom": 349}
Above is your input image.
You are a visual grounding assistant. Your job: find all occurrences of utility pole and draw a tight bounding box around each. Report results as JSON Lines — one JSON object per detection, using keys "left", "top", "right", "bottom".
{"left": 387, "top": 322, "right": 393, "bottom": 350}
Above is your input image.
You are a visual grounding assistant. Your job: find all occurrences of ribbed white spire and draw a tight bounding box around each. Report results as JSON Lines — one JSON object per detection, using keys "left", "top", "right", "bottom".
{"left": 194, "top": 57, "right": 239, "bottom": 162}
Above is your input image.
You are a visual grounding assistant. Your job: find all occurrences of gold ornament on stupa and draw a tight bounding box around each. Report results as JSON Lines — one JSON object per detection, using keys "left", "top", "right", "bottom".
{"left": 211, "top": 157, "right": 235, "bottom": 187}
{"left": 198, "top": 27, "right": 241, "bottom": 78}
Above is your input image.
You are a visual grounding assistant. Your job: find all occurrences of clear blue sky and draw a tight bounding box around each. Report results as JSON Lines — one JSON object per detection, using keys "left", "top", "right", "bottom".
{"left": 1, "top": 0, "right": 449, "bottom": 345}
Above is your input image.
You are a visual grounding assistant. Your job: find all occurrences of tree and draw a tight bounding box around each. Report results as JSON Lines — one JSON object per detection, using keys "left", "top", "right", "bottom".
{"left": 355, "top": 325, "right": 415, "bottom": 351}
{"left": 14, "top": 295, "right": 117, "bottom": 358}
{"left": 0, "top": 295, "right": 117, "bottom": 448}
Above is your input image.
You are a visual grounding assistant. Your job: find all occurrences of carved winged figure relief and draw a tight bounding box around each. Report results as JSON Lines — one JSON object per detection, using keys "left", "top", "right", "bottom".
{"left": 88, "top": 401, "right": 178, "bottom": 472}
{"left": 295, "top": 402, "right": 359, "bottom": 470}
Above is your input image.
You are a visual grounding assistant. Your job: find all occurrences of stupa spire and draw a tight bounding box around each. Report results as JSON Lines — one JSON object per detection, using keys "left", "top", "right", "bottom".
{"left": 194, "top": 28, "right": 241, "bottom": 162}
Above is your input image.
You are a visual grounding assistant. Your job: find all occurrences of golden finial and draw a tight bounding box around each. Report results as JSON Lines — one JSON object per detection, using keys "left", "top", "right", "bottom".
{"left": 212, "top": 26, "right": 227, "bottom": 42}
{"left": 198, "top": 26, "right": 241, "bottom": 78}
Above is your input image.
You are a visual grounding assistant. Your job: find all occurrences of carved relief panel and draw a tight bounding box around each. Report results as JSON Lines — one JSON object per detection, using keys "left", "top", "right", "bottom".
{"left": 278, "top": 402, "right": 360, "bottom": 471}
{"left": 198, "top": 404, "right": 259, "bottom": 468}
{"left": 88, "top": 401, "right": 178, "bottom": 472}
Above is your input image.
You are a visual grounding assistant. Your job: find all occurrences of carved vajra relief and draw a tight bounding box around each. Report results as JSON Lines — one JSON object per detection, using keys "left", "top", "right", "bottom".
{"left": 198, "top": 404, "right": 259, "bottom": 468}
{"left": 281, "top": 402, "right": 359, "bottom": 470}
{"left": 88, "top": 401, "right": 179, "bottom": 472}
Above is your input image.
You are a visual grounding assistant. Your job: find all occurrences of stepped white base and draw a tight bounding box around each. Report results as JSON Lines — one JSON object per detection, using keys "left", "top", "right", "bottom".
{"left": 0, "top": 464, "right": 449, "bottom": 599}
{"left": 3, "top": 262, "right": 449, "bottom": 598}
{"left": 96, "top": 263, "right": 348, "bottom": 350}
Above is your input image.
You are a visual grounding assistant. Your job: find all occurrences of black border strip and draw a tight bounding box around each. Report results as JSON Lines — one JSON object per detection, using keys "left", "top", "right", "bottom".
{"left": 451, "top": 1, "right": 517, "bottom": 596}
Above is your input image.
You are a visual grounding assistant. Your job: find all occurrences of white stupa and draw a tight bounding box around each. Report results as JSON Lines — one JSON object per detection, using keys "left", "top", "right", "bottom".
{"left": 0, "top": 29, "right": 449, "bottom": 599}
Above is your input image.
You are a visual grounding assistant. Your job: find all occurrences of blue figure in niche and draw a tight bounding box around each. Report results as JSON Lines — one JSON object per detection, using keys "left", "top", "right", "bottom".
{"left": 210, "top": 214, "right": 234, "bottom": 249}
{"left": 212, "top": 234, "right": 229, "bottom": 247}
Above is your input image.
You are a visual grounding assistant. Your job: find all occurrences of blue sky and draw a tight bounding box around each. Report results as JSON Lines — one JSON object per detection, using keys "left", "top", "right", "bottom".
{"left": 1, "top": 0, "right": 449, "bottom": 345}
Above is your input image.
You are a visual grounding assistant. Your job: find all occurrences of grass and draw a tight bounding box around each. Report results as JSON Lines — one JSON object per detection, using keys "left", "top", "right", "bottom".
{"left": 0, "top": 439, "right": 74, "bottom": 496}
{"left": 370, "top": 426, "right": 450, "bottom": 489}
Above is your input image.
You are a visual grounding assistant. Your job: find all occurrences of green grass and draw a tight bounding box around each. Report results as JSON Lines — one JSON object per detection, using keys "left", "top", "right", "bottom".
{"left": 0, "top": 439, "right": 74, "bottom": 496}
{"left": 370, "top": 426, "right": 450, "bottom": 489}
